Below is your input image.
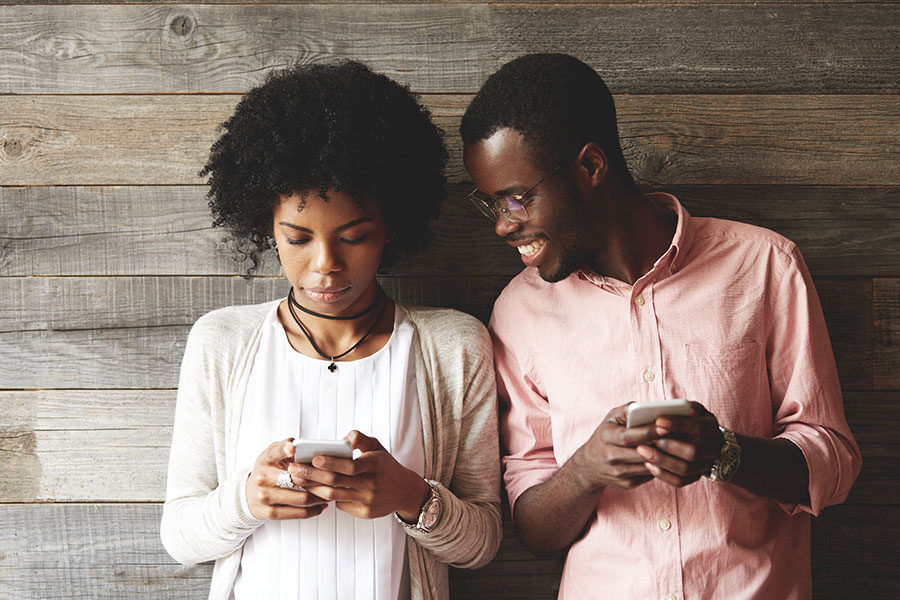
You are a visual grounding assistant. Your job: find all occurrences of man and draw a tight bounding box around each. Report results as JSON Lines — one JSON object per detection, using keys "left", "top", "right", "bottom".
{"left": 460, "top": 53, "right": 860, "bottom": 599}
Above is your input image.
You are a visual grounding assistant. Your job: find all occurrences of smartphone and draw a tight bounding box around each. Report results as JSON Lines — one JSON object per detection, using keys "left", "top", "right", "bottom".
{"left": 626, "top": 399, "right": 692, "bottom": 428}
{"left": 292, "top": 438, "right": 353, "bottom": 463}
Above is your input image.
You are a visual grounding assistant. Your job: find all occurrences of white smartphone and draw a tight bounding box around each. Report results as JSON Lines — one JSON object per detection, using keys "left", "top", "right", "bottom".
{"left": 626, "top": 399, "right": 692, "bottom": 428}
{"left": 292, "top": 438, "right": 353, "bottom": 463}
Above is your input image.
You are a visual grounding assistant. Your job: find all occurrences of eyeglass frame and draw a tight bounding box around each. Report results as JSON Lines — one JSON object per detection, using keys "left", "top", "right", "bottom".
{"left": 467, "top": 166, "right": 561, "bottom": 224}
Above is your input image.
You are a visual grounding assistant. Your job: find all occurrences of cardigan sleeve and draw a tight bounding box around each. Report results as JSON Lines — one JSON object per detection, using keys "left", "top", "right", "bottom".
{"left": 403, "top": 310, "right": 503, "bottom": 569}
{"left": 160, "top": 313, "right": 264, "bottom": 566}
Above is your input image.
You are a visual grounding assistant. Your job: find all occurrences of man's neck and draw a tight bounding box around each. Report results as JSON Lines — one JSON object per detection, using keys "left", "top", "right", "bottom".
{"left": 588, "top": 186, "right": 677, "bottom": 285}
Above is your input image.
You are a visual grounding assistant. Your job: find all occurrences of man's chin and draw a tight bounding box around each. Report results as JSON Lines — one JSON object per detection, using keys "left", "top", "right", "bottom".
{"left": 536, "top": 254, "right": 581, "bottom": 283}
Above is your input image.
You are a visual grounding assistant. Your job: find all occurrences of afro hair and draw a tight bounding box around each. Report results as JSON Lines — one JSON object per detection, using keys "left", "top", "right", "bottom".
{"left": 202, "top": 60, "right": 448, "bottom": 275}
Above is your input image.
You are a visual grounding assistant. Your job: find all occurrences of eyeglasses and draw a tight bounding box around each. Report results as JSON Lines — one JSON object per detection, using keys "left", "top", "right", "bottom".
{"left": 467, "top": 166, "right": 560, "bottom": 224}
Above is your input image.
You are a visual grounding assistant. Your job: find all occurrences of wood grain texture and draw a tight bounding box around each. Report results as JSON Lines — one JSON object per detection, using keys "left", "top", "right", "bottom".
{"left": 0, "top": 503, "right": 896, "bottom": 599}
{"left": 2, "top": 185, "right": 899, "bottom": 278}
{"left": 3, "top": 95, "right": 900, "bottom": 186}
{"left": 0, "top": 275, "right": 510, "bottom": 333}
{"left": 0, "top": 275, "right": 882, "bottom": 390}
{"left": 874, "top": 278, "right": 900, "bottom": 390}
{"left": 1, "top": 4, "right": 898, "bottom": 94}
{"left": 0, "top": 385, "right": 893, "bottom": 503}
{"left": 0, "top": 391, "right": 175, "bottom": 502}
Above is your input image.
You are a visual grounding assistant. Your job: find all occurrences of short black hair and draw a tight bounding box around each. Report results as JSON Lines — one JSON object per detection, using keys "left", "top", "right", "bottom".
{"left": 460, "top": 53, "right": 632, "bottom": 182}
{"left": 202, "top": 60, "right": 447, "bottom": 275}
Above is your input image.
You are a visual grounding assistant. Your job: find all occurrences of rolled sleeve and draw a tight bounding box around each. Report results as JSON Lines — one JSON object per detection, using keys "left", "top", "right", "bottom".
{"left": 491, "top": 323, "right": 559, "bottom": 512}
{"left": 767, "top": 247, "right": 862, "bottom": 516}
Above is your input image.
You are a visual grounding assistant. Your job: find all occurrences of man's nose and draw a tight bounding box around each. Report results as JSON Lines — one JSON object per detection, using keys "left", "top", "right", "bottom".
{"left": 495, "top": 214, "right": 522, "bottom": 238}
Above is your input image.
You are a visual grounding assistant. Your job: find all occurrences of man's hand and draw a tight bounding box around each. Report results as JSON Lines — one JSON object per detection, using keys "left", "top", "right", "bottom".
{"left": 569, "top": 403, "right": 663, "bottom": 493}
{"left": 635, "top": 401, "right": 723, "bottom": 488}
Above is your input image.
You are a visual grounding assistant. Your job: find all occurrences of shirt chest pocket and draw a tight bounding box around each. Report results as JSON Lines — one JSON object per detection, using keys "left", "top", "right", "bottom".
{"left": 682, "top": 341, "right": 766, "bottom": 435}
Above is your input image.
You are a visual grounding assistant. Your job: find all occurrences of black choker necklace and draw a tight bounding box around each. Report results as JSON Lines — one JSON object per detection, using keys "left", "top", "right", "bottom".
{"left": 288, "top": 287, "right": 382, "bottom": 320}
{"left": 286, "top": 288, "right": 388, "bottom": 373}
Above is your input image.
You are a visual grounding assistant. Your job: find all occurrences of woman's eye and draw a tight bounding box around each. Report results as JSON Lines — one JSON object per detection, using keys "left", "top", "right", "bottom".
{"left": 341, "top": 235, "right": 368, "bottom": 245}
{"left": 285, "top": 238, "right": 309, "bottom": 246}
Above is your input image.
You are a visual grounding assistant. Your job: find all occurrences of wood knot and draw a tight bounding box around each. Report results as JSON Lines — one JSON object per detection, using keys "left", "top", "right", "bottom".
{"left": 3, "top": 139, "right": 24, "bottom": 158}
{"left": 169, "top": 15, "right": 195, "bottom": 37}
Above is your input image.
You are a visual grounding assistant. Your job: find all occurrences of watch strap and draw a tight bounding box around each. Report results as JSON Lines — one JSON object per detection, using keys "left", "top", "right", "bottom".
{"left": 708, "top": 427, "right": 741, "bottom": 483}
{"left": 396, "top": 479, "right": 443, "bottom": 533}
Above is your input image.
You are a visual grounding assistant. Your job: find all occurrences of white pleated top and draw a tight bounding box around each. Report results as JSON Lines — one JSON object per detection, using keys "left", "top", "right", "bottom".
{"left": 231, "top": 303, "right": 424, "bottom": 600}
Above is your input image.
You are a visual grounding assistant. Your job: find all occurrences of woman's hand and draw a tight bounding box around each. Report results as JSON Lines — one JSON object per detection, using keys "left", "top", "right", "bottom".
{"left": 246, "top": 439, "right": 329, "bottom": 520}
{"left": 289, "top": 430, "right": 430, "bottom": 521}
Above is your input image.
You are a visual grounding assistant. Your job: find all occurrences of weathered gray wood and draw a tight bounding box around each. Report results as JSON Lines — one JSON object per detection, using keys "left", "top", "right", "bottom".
{"left": 3, "top": 185, "right": 900, "bottom": 278}
{"left": 0, "top": 391, "right": 175, "bottom": 502}
{"left": 3, "top": 95, "right": 900, "bottom": 186}
{"left": 0, "top": 275, "right": 510, "bottom": 333}
{"left": 0, "top": 503, "right": 896, "bottom": 599}
{"left": 0, "top": 388, "right": 894, "bottom": 503}
{"left": 0, "top": 275, "right": 884, "bottom": 390}
{"left": 874, "top": 278, "right": 900, "bottom": 390}
{"left": 1, "top": 5, "right": 899, "bottom": 94}
{"left": 0, "top": 504, "right": 212, "bottom": 600}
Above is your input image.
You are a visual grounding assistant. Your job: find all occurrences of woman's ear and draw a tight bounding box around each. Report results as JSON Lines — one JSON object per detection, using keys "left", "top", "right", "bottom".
{"left": 576, "top": 143, "right": 608, "bottom": 186}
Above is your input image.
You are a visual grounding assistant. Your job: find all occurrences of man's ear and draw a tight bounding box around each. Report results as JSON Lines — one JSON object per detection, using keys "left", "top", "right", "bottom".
{"left": 576, "top": 143, "right": 608, "bottom": 186}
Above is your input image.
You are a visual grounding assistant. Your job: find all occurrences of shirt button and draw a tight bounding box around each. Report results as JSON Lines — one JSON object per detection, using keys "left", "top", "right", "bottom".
{"left": 665, "top": 594, "right": 677, "bottom": 600}
{"left": 634, "top": 295, "right": 645, "bottom": 307}
{"left": 671, "top": 262, "right": 678, "bottom": 273}
{"left": 659, "top": 518, "right": 671, "bottom": 531}
{"left": 643, "top": 369, "right": 655, "bottom": 382}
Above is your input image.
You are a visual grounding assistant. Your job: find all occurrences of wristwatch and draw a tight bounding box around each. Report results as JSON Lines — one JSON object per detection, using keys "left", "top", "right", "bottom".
{"left": 396, "top": 479, "right": 442, "bottom": 533}
{"left": 707, "top": 427, "right": 741, "bottom": 483}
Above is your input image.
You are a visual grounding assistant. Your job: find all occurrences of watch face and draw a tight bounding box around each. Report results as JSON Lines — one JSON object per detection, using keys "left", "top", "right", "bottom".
{"left": 422, "top": 498, "right": 441, "bottom": 529}
{"left": 719, "top": 449, "right": 740, "bottom": 479}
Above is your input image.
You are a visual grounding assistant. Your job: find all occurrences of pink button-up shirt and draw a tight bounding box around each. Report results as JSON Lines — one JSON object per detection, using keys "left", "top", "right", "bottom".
{"left": 490, "top": 194, "right": 861, "bottom": 600}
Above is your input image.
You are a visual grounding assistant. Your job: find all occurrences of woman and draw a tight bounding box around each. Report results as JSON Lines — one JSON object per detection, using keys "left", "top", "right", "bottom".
{"left": 160, "top": 61, "right": 501, "bottom": 600}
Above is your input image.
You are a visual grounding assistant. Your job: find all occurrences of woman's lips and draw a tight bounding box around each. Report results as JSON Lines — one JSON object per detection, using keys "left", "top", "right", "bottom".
{"left": 303, "top": 287, "right": 350, "bottom": 303}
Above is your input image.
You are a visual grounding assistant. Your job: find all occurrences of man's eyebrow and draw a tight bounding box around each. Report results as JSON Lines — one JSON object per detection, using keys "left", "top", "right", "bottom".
{"left": 277, "top": 216, "right": 373, "bottom": 234}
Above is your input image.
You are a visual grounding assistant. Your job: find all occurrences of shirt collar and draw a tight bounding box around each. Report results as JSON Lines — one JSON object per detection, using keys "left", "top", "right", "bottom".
{"left": 576, "top": 192, "right": 694, "bottom": 289}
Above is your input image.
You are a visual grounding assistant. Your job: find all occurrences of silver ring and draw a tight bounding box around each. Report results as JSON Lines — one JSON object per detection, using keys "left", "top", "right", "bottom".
{"left": 276, "top": 469, "right": 297, "bottom": 490}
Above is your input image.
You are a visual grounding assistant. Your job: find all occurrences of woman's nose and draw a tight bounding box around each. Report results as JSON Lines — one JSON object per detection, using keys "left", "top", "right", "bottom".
{"left": 311, "top": 242, "right": 342, "bottom": 273}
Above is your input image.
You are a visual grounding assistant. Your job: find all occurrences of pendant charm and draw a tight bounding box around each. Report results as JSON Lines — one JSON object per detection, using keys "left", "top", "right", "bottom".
{"left": 328, "top": 362, "right": 337, "bottom": 373}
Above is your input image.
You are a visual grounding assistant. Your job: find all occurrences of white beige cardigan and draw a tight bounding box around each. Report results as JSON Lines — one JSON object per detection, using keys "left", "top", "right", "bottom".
{"left": 160, "top": 301, "right": 502, "bottom": 599}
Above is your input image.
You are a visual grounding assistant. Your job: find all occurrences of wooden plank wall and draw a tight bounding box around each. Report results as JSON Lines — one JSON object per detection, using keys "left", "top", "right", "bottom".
{"left": 1, "top": 1, "right": 898, "bottom": 598}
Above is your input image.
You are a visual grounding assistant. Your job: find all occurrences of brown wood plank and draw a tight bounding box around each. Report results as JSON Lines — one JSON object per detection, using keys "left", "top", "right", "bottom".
{"left": 816, "top": 279, "right": 873, "bottom": 391}
{"left": 1, "top": 5, "right": 898, "bottom": 94}
{"left": 811, "top": 505, "right": 900, "bottom": 598}
{"left": 874, "top": 278, "right": 900, "bottom": 390}
{"left": 2, "top": 185, "right": 899, "bottom": 278}
{"left": 0, "top": 503, "right": 896, "bottom": 599}
{"left": 3, "top": 95, "right": 900, "bottom": 186}
{"left": 0, "top": 389, "right": 893, "bottom": 503}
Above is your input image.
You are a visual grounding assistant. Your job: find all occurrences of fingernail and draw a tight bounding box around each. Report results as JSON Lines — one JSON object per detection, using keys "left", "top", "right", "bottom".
{"left": 636, "top": 445, "right": 652, "bottom": 459}
{"left": 645, "top": 463, "right": 660, "bottom": 475}
{"left": 656, "top": 418, "right": 672, "bottom": 429}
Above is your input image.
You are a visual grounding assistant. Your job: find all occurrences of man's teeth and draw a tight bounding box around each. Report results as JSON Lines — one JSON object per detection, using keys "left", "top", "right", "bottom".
{"left": 517, "top": 239, "right": 546, "bottom": 256}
